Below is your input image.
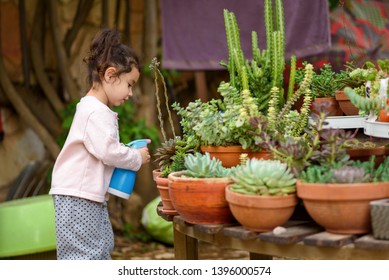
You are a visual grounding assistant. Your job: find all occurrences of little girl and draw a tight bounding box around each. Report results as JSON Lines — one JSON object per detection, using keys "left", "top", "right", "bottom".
{"left": 50, "top": 28, "right": 150, "bottom": 260}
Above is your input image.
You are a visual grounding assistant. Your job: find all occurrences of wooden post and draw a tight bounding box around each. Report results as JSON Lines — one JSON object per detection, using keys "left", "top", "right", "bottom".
{"left": 173, "top": 226, "right": 198, "bottom": 260}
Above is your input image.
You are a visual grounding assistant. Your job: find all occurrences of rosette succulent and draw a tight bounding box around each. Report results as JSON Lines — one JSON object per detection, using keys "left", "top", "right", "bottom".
{"left": 183, "top": 152, "right": 236, "bottom": 178}
{"left": 230, "top": 158, "right": 296, "bottom": 196}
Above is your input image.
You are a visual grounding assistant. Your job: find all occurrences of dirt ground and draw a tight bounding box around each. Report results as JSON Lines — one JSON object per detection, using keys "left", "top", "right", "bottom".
{"left": 112, "top": 235, "right": 249, "bottom": 260}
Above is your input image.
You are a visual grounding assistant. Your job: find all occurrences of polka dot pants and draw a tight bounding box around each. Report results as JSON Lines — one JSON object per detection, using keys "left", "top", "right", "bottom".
{"left": 53, "top": 195, "right": 114, "bottom": 260}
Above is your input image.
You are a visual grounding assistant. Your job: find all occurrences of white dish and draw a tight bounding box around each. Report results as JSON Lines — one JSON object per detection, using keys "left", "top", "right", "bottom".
{"left": 364, "top": 120, "right": 389, "bottom": 138}
{"left": 309, "top": 116, "right": 365, "bottom": 129}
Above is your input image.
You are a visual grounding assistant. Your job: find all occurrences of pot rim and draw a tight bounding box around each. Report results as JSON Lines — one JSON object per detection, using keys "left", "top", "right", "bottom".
{"left": 296, "top": 180, "right": 389, "bottom": 200}
{"left": 225, "top": 187, "right": 297, "bottom": 208}
{"left": 168, "top": 171, "right": 233, "bottom": 183}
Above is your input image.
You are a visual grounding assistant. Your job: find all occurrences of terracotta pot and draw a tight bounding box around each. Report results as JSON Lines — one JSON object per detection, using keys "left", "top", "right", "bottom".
{"left": 155, "top": 174, "right": 178, "bottom": 215}
{"left": 225, "top": 187, "right": 297, "bottom": 232}
{"left": 296, "top": 180, "right": 389, "bottom": 234}
{"left": 168, "top": 171, "right": 235, "bottom": 224}
{"left": 335, "top": 90, "right": 359, "bottom": 116}
{"left": 200, "top": 145, "right": 272, "bottom": 168}
{"left": 311, "top": 97, "right": 343, "bottom": 116}
{"left": 347, "top": 147, "right": 389, "bottom": 168}
{"left": 152, "top": 169, "right": 162, "bottom": 181}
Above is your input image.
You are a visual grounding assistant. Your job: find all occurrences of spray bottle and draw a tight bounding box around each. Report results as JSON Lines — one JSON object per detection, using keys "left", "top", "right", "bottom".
{"left": 108, "top": 139, "right": 150, "bottom": 199}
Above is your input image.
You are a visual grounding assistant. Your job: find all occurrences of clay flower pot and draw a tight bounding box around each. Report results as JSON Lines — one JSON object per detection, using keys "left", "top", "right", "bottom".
{"left": 168, "top": 171, "right": 235, "bottom": 224}
{"left": 155, "top": 174, "right": 178, "bottom": 215}
{"left": 311, "top": 97, "right": 343, "bottom": 116}
{"left": 200, "top": 145, "right": 272, "bottom": 168}
{"left": 152, "top": 168, "right": 161, "bottom": 181}
{"left": 297, "top": 180, "right": 389, "bottom": 234}
{"left": 335, "top": 90, "right": 359, "bottom": 116}
{"left": 225, "top": 187, "right": 298, "bottom": 232}
{"left": 346, "top": 146, "right": 389, "bottom": 168}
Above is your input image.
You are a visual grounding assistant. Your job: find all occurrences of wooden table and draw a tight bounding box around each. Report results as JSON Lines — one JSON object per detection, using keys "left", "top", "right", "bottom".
{"left": 158, "top": 206, "right": 389, "bottom": 260}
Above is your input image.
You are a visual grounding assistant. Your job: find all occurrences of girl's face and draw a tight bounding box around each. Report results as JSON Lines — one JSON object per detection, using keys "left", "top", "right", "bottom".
{"left": 103, "top": 67, "right": 140, "bottom": 107}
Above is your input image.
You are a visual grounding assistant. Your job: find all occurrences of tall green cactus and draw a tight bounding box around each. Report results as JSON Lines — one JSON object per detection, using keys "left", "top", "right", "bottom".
{"left": 222, "top": 0, "right": 287, "bottom": 113}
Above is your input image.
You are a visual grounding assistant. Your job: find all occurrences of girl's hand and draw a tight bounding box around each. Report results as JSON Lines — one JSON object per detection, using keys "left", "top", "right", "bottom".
{"left": 138, "top": 147, "right": 151, "bottom": 164}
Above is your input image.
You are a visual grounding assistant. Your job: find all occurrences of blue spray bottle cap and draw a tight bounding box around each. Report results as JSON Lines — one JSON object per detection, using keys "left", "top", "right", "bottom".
{"left": 126, "top": 139, "right": 150, "bottom": 149}
{"left": 108, "top": 139, "right": 150, "bottom": 199}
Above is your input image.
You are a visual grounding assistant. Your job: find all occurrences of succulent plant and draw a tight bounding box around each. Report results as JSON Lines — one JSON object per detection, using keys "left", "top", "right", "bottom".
{"left": 183, "top": 153, "right": 236, "bottom": 178}
{"left": 249, "top": 101, "right": 356, "bottom": 176}
{"left": 230, "top": 159, "right": 296, "bottom": 196}
{"left": 153, "top": 137, "right": 195, "bottom": 178}
{"left": 332, "top": 166, "right": 366, "bottom": 183}
{"left": 300, "top": 156, "right": 389, "bottom": 184}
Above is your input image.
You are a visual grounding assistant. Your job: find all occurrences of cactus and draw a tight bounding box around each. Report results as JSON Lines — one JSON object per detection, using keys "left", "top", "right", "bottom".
{"left": 267, "top": 63, "right": 314, "bottom": 137}
{"left": 230, "top": 159, "right": 296, "bottom": 196}
{"left": 222, "top": 0, "right": 286, "bottom": 114}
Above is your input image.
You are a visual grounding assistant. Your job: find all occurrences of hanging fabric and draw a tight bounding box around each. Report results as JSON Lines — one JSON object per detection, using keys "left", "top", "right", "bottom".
{"left": 160, "top": 0, "right": 331, "bottom": 70}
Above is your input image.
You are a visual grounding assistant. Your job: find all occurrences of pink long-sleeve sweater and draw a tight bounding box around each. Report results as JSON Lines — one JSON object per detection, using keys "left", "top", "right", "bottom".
{"left": 49, "top": 96, "right": 142, "bottom": 203}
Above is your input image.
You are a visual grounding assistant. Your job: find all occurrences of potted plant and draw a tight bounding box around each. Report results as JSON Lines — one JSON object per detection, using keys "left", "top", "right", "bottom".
{"left": 333, "top": 61, "right": 364, "bottom": 116}
{"left": 171, "top": 1, "right": 289, "bottom": 167}
{"left": 344, "top": 59, "right": 389, "bottom": 121}
{"left": 297, "top": 157, "right": 389, "bottom": 235}
{"left": 153, "top": 137, "right": 195, "bottom": 215}
{"left": 168, "top": 152, "right": 237, "bottom": 224}
{"left": 267, "top": 101, "right": 389, "bottom": 235}
{"left": 225, "top": 158, "right": 298, "bottom": 232}
{"left": 295, "top": 62, "right": 344, "bottom": 116}
{"left": 149, "top": 58, "right": 196, "bottom": 215}
{"left": 343, "top": 138, "right": 389, "bottom": 168}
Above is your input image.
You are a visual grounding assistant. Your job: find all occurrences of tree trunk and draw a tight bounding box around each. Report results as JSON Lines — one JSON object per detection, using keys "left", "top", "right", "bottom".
{"left": 0, "top": 49, "right": 60, "bottom": 159}
{"left": 31, "top": 0, "right": 64, "bottom": 116}
{"left": 47, "top": 0, "right": 79, "bottom": 101}
{"left": 64, "top": 0, "right": 94, "bottom": 56}
{"left": 140, "top": 0, "right": 158, "bottom": 128}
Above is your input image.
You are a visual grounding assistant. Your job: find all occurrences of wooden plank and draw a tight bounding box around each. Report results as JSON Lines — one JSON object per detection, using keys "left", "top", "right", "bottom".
{"left": 259, "top": 224, "right": 323, "bottom": 244}
{"left": 173, "top": 215, "right": 189, "bottom": 226}
{"left": 223, "top": 226, "right": 260, "bottom": 240}
{"left": 303, "top": 231, "right": 356, "bottom": 247}
{"left": 193, "top": 224, "right": 227, "bottom": 234}
{"left": 355, "top": 234, "right": 389, "bottom": 250}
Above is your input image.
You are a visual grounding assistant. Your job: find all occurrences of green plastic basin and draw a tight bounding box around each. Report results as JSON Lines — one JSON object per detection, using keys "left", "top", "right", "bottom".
{"left": 0, "top": 195, "right": 56, "bottom": 258}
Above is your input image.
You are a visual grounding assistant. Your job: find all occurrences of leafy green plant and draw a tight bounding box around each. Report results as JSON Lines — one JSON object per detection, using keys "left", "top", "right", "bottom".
{"left": 113, "top": 102, "right": 160, "bottom": 151}
{"left": 296, "top": 62, "right": 344, "bottom": 99}
{"left": 337, "top": 59, "right": 389, "bottom": 99}
{"left": 229, "top": 158, "right": 296, "bottom": 196}
{"left": 172, "top": 82, "right": 262, "bottom": 150}
{"left": 122, "top": 223, "right": 153, "bottom": 242}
